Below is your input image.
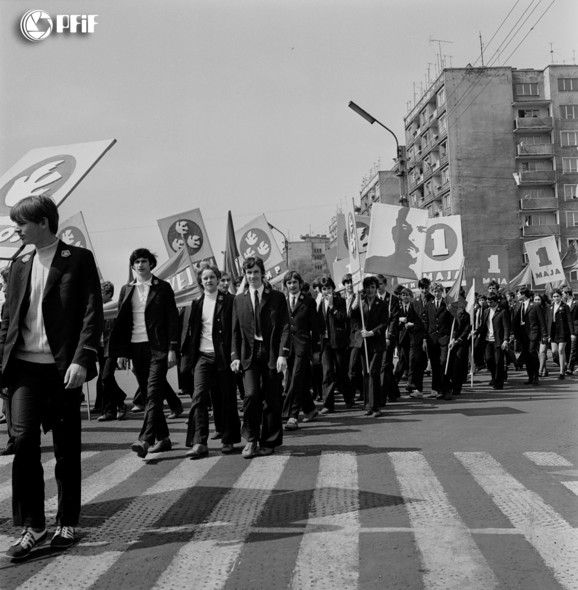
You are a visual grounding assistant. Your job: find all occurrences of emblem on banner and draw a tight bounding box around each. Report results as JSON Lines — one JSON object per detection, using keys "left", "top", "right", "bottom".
{"left": 166, "top": 219, "right": 204, "bottom": 256}
{"left": 239, "top": 228, "right": 272, "bottom": 262}
{"left": 59, "top": 226, "right": 87, "bottom": 248}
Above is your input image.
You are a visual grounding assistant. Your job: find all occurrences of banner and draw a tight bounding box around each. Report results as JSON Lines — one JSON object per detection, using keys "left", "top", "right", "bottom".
{"left": 236, "top": 214, "right": 287, "bottom": 282}
{"left": 336, "top": 212, "right": 370, "bottom": 261}
{"left": 365, "top": 203, "right": 429, "bottom": 280}
{"left": 344, "top": 198, "right": 362, "bottom": 285}
{"left": 0, "top": 139, "right": 116, "bottom": 257}
{"left": 157, "top": 208, "right": 216, "bottom": 267}
{"left": 508, "top": 264, "right": 532, "bottom": 291}
{"left": 524, "top": 236, "right": 564, "bottom": 286}
{"left": 58, "top": 211, "right": 102, "bottom": 278}
{"left": 223, "top": 210, "right": 241, "bottom": 288}
{"left": 479, "top": 245, "right": 509, "bottom": 288}
{"left": 421, "top": 215, "right": 464, "bottom": 280}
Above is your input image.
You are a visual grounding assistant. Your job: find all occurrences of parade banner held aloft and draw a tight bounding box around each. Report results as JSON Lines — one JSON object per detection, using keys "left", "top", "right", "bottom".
{"left": 0, "top": 139, "right": 116, "bottom": 258}
{"left": 365, "top": 203, "right": 429, "bottom": 280}
{"left": 235, "top": 214, "right": 287, "bottom": 282}
{"left": 344, "top": 197, "right": 363, "bottom": 286}
{"left": 524, "top": 236, "right": 564, "bottom": 286}
{"left": 157, "top": 208, "right": 216, "bottom": 269}
{"left": 336, "top": 212, "right": 370, "bottom": 261}
{"left": 58, "top": 211, "right": 102, "bottom": 278}
{"left": 420, "top": 215, "right": 464, "bottom": 282}
{"left": 479, "top": 244, "right": 509, "bottom": 288}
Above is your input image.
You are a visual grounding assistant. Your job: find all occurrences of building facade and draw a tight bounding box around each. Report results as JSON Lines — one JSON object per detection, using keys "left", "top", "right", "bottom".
{"left": 403, "top": 64, "right": 578, "bottom": 289}
{"left": 287, "top": 233, "right": 331, "bottom": 282}
{"left": 359, "top": 170, "right": 402, "bottom": 216}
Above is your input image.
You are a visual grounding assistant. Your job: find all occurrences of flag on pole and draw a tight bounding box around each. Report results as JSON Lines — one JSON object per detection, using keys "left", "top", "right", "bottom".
{"left": 508, "top": 264, "right": 532, "bottom": 291}
{"left": 444, "top": 258, "right": 466, "bottom": 317}
{"left": 465, "top": 278, "right": 476, "bottom": 320}
{"left": 223, "top": 210, "right": 241, "bottom": 292}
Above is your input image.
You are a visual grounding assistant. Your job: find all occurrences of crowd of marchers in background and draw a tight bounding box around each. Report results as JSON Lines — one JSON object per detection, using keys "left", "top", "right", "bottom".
{"left": 2, "top": 258, "right": 577, "bottom": 464}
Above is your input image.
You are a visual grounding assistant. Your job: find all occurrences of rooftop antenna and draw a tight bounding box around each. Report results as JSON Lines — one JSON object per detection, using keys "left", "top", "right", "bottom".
{"left": 479, "top": 31, "right": 485, "bottom": 67}
{"left": 429, "top": 37, "right": 454, "bottom": 71}
{"left": 550, "top": 42, "right": 554, "bottom": 64}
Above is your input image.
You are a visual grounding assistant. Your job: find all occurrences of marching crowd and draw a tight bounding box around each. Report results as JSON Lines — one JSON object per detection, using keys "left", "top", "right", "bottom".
{"left": 0, "top": 195, "right": 576, "bottom": 560}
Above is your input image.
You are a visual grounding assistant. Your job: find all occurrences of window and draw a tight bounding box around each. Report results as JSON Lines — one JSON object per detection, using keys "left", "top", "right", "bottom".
{"left": 571, "top": 270, "right": 578, "bottom": 282}
{"left": 562, "top": 158, "right": 578, "bottom": 173}
{"left": 561, "top": 131, "right": 578, "bottom": 146}
{"left": 568, "top": 238, "right": 578, "bottom": 248}
{"left": 522, "top": 189, "right": 547, "bottom": 199}
{"left": 564, "top": 184, "right": 578, "bottom": 200}
{"left": 524, "top": 213, "right": 556, "bottom": 226}
{"left": 436, "top": 87, "right": 446, "bottom": 107}
{"left": 438, "top": 114, "right": 447, "bottom": 135}
{"left": 515, "top": 83, "right": 539, "bottom": 96}
{"left": 522, "top": 134, "right": 550, "bottom": 145}
{"left": 567, "top": 211, "right": 578, "bottom": 226}
{"left": 441, "top": 167, "right": 450, "bottom": 185}
{"left": 560, "top": 105, "right": 578, "bottom": 119}
{"left": 520, "top": 160, "right": 552, "bottom": 172}
{"left": 518, "top": 109, "right": 539, "bottom": 118}
{"left": 558, "top": 78, "right": 578, "bottom": 91}
{"left": 443, "top": 193, "right": 451, "bottom": 209}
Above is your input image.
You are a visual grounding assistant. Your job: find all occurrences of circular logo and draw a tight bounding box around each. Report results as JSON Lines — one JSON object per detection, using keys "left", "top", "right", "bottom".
{"left": 59, "top": 226, "right": 87, "bottom": 248}
{"left": 239, "top": 228, "right": 271, "bottom": 262}
{"left": 167, "top": 219, "right": 204, "bottom": 256}
{"left": 20, "top": 10, "right": 53, "bottom": 42}
{"left": 0, "top": 155, "right": 77, "bottom": 216}
{"left": 424, "top": 223, "right": 458, "bottom": 262}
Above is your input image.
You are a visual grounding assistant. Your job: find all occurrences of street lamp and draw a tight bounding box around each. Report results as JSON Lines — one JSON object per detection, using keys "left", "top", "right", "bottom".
{"left": 267, "top": 221, "right": 289, "bottom": 266}
{"left": 348, "top": 101, "right": 408, "bottom": 205}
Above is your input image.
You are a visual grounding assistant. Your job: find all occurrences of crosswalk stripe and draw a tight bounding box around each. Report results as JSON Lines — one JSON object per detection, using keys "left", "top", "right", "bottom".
{"left": 561, "top": 482, "right": 578, "bottom": 497}
{"left": 152, "top": 454, "right": 290, "bottom": 590}
{"left": 15, "top": 455, "right": 221, "bottom": 590}
{"left": 524, "top": 452, "right": 573, "bottom": 467}
{"left": 456, "top": 452, "right": 578, "bottom": 590}
{"left": 0, "top": 452, "right": 99, "bottom": 514}
{"left": 290, "top": 452, "right": 359, "bottom": 590}
{"left": 390, "top": 451, "right": 498, "bottom": 590}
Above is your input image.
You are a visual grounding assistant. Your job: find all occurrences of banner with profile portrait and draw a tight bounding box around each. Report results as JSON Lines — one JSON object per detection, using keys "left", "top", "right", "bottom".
{"left": 235, "top": 214, "right": 287, "bottom": 282}
{"left": 365, "top": 203, "right": 429, "bottom": 280}
{"left": 157, "top": 208, "right": 216, "bottom": 268}
{"left": 0, "top": 139, "right": 116, "bottom": 259}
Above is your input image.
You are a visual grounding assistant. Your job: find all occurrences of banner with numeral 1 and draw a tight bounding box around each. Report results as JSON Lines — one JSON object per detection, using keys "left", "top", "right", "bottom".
{"left": 420, "top": 215, "right": 464, "bottom": 280}
{"left": 479, "top": 245, "right": 509, "bottom": 288}
{"left": 524, "top": 236, "right": 565, "bottom": 286}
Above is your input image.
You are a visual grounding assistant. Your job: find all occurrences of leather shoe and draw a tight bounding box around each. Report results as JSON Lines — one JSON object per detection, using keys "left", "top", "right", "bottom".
{"left": 285, "top": 418, "right": 298, "bottom": 431}
{"left": 221, "top": 444, "right": 234, "bottom": 454}
{"left": 1, "top": 443, "right": 15, "bottom": 456}
{"left": 131, "top": 440, "right": 149, "bottom": 458}
{"left": 168, "top": 407, "right": 183, "bottom": 419}
{"left": 117, "top": 403, "right": 128, "bottom": 420}
{"left": 256, "top": 446, "right": 274, "bottom": 457}
{"left": 242, "top": 442, "right": 259, "bottom": 459}
{"left": 97, "top": 413, "right": 116, "bottom": 422}
{"left": 187, "top": 443, "right": 209, "bottom": 459}
{"left": 372, "top": 410, "right": 382, "bottom": 417}
{"left": 532, "top": 377, "right": 540, "bottom": 385}
{"left": 320, "top": 407, "right": 332, "bottom": 415}
{"left": 210, "top": 432, "right": 222, "bottom": 440}
{"left": 149, "top": 438, "right": 172, "bottom": 453}
{"left": 302, "top": 409, "right": 318, "bottom": 423}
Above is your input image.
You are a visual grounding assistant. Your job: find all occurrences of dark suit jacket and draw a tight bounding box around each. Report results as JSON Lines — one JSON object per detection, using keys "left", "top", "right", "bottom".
{"left": 181, "top": 291, "right": 234, "bottom": 373}
{"left": 349, "top": 296, "right": 389, "bottom": 353}
{"left": 513, "top": 300, "right": 546, "bottom": 342}
{"left": 568, "top": 300, "right": 578, "bottom": 336}
{"left": 231, "top": 286, "right": 290, "bottom": 370}
{"left": 0, "top": 240, "right": 103, "bottom": 383}
{"left": 109, "top": 275, "right": 179, "bottom": 358}
{"left": 478, "top": 306, "right": 510, "bottom": 347}
{"left": 451, "top": 309, "right": 471, "bottom": 344}
{"left": 389, "top": 300, "right": 425, "bottom": 347}
{"left": 286, "top": 292, "right": 319, "bottom": 357}
{"left": 317, "top": 295, "right": 349, "bottom": 350}
{"left": 546, "top": 302, "right": 574, "bottom": 342}
{"left": 423, "top": 299, "right": 454, "bottom": 346}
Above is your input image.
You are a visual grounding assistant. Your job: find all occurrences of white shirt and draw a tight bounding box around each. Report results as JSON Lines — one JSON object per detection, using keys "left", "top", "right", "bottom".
{"left": 486, "top": 307, "right": 496, "bottom": 342}
{"left": 199, "top": 290, "right": 218, "bottom": 354}
{"left": 15, "top": 239, "right": 59, "bottom": 363}
{"left": 131, "top": 278, "right": 152, "bottom": 343}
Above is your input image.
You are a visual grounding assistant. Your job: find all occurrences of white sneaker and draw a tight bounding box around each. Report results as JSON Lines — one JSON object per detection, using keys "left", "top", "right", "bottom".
{"left": 409, "top": 391, "right": 423, "bottom": 399}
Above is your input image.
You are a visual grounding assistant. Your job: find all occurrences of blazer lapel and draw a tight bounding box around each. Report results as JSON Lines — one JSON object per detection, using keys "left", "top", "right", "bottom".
{"left": 145, "top": 276, "right": 161, "bottom": 308}
{"left": 42, "top": 240, "right": 68, "bottom": 300}
{"left": 13, "top": 251, "right": 35, "bottom": 314}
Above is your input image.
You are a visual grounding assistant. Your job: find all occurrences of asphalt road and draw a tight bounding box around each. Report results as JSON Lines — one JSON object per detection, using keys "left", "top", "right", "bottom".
{"left": 0, "top": 365, "right": 577, "bottom": 590}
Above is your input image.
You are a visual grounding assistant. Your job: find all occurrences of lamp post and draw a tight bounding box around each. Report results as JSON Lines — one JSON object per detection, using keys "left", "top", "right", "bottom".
{"left": 348, "top": 101, "right": 408, "bottom": 205}
{"left": 267, "top": 222, "right": 289, "bottom": 266}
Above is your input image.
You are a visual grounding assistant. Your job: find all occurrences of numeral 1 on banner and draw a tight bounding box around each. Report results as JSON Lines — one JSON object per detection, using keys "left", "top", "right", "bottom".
{"left": 430, "top": 228, "right": 449, "bottom": 256}
{"left": 535, "top": 246, "right": 552, "bottom": 267}
{"left": 487, "top": 254, "right": 501, "bottom": 274}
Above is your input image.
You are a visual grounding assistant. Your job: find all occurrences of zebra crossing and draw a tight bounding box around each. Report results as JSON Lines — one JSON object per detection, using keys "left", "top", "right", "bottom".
{"left": 0, "top": 447, "right": 576, "bottom": 590}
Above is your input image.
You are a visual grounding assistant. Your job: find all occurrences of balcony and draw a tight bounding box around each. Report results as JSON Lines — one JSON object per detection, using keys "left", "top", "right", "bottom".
{"left": 519, "top": 197, "right": 558, "bottom": 210}
{"left": 522, "top": 224, "right": 560, "bottom": 237}
{"left": 517, "top": 144, "right": 554, "bottom": 157}
{"left": 517, "top": 170, "right": 556, "bottom": 184}
{"left": 514, "top": 117, "right": 553, "bottom": 131}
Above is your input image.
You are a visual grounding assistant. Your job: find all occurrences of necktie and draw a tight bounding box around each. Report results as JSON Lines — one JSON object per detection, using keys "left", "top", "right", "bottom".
{"left": 254, "top": 290, "right": 262, "bottom": 338}
{"left": 291, "top": 296, "right": 296, "bottom": 311}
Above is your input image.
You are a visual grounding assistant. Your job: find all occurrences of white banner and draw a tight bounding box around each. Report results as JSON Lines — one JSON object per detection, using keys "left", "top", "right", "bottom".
{"left": 524, "top": 236, "right": 564, "bottom": 286}
{"left": 421, "top": 215, "right": 463, "bottom": 276}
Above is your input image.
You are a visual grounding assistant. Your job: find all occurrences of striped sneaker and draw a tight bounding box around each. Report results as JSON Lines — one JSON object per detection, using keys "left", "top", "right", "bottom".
{"left": 6, "top": 527, "right": 47, "bottom": 559}
{"left": 50, "top": 526, "right": 75, "bottom": 549}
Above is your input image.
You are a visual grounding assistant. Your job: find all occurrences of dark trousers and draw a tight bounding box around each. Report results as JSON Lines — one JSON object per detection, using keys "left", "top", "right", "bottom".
{"left": 485, "top": 341, "right": 505, "bottom": 388}
{"left": 519, "top": 334, "right": 540, "bottom": 380}
{"left": 380, "top": 344, "right": 399, "bottom": 403}
{"left": 408, "top": 343, "right": 426, "bottom": 392}
{"left": 100, "top": 357, "right": 127, "bottom": 416}
{"left": 320, "top": 342, "right": 352, "bottom": 410}
{"left": 427, "top": 339, "right": 450, "bottom": 394}
{"left": 241, "top": 342, "right": 283, "bottom": 449}
{"left": 282, "top": 351, "right": 316, "bottom": 420}
{"left": 449, "top": 343, "right": 469, "bottom": 395}
{"left": 347, "top": 347, "right": 363, "bottom": 398}
{"left": 393, "top": 341, "right": 409, "bottom": 382}
{"left": 9, "top": 360, "right": 82, "bottom": 529}
{"left": 130, "top": 343, "right": 170, "bottom": 445}
{"left": 361, "top": 349, "right": 384, "bottom": 411}
{"left": 133, "top": 379, "right": 182, "bottom": 413}
{"left": 186, "top": 353, "right": 240, "bottom": 446}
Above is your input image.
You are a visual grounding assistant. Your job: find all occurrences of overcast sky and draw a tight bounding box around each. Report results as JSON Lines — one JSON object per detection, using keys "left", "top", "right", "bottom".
{"left": 1, "top": 0, "right": 576, "bottom": 289}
